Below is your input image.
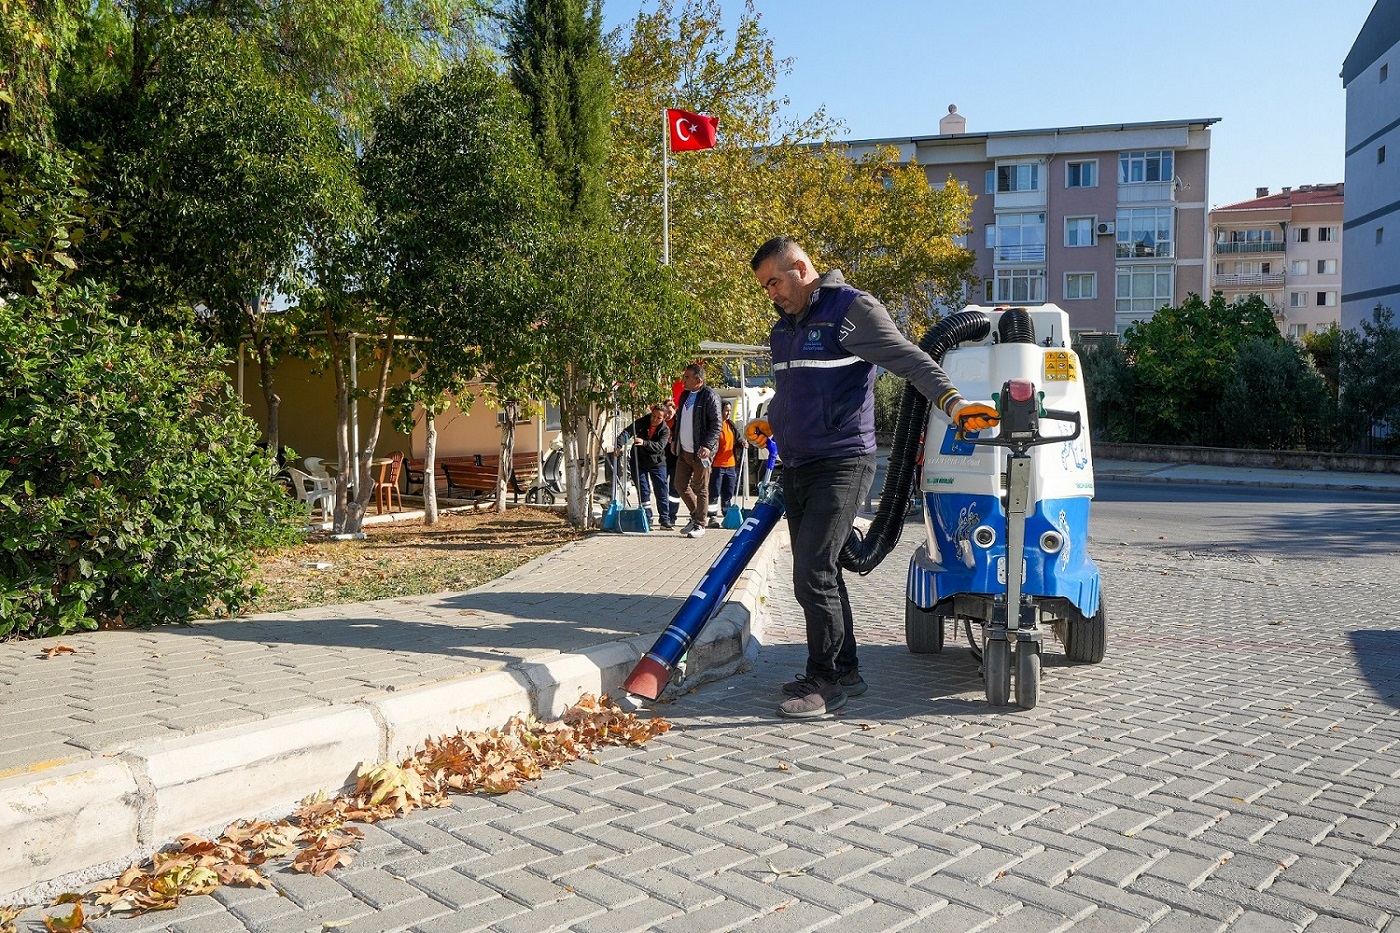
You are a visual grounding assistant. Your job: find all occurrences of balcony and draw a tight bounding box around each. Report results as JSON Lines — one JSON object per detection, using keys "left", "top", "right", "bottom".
{"left": 1214, "top": 273, "right": 1285, "bottom": 288}
{"left": 1117, "top": 182, "right": 1175, "bottom": 204}
{"left": 1214, "top": 241, "right": 1285, "bottom": 254}
{"left": 995, "top": 244, "right": 1047, "bottom": 263}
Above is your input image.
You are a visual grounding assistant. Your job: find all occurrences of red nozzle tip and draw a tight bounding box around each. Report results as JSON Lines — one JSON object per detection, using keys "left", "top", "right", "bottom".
{"left": 623, "top": 656, "right": 671, "bottom": 701}
{"left": 1009, "top": 379, "right": 1034, "bottom": 402}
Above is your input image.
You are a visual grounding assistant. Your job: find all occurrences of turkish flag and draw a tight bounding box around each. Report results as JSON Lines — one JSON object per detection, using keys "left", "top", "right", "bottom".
{"left": 667, "top": 108, "right": 718, "bottom": 152}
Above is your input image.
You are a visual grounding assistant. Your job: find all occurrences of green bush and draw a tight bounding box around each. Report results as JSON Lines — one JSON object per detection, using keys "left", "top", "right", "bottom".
{"left": 1217, "top": 337, "right": 1333, "bottom": 450}
{"left": 873, "top": 371, "right": 905, "bottom": 437}
{"left": 0, "top": 284, "right": 301, "bottom": 638}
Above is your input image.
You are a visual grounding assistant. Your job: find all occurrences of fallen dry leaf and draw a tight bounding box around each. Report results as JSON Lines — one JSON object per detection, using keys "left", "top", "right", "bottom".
{"left": 40, "top": 901, "right": 84, "bottom": 931}
{"left": 0, "top": 906, "right": 22, "bottom": 933}
{"left": 42, "top": 644, "right": 78, "bottom": 659}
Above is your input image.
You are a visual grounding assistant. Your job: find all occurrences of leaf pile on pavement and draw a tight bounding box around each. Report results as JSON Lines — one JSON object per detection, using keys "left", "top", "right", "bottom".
{"left": 76, "top": 694, "right": 669, "bottom": 918}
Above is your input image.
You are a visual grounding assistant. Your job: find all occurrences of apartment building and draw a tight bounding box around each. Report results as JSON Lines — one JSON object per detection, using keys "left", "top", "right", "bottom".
{"left": 1341, "top": 0, "right": 1400, "bottom": 331}
{"left": 1208, "top": 183, "right": 1344, "bottom": 340}
{"left": 842, "top": 107, "right": 1219, "bottom": 337}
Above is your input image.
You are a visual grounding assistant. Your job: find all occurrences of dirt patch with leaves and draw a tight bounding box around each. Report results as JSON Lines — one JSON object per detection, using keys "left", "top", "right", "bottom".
{"left": 244, "top": 506, "right": 587, "bottom": 614}
{"left": 5, "top": 695, "right": 670, "bottom": 932}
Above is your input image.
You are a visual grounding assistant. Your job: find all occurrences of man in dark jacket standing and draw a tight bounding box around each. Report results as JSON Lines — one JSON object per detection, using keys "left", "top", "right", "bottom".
{"left": 627, "top": 403, "right": 672, "bottom": 528}
{"left": 750, "top": 236, "right": 999, "bottom": 719}
{"left": 670, "top": 363, "right": 722, "bottom": 538}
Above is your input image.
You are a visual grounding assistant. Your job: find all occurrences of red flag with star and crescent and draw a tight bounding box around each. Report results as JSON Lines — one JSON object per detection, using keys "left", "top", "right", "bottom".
{"left": 667, "top": 108, "right": 718, "bottom": 152}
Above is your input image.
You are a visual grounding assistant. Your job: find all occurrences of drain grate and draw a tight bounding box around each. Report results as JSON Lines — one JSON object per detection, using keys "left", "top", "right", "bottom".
{"left": 1180, "top": 548, "right": 1259, "bottom": 563}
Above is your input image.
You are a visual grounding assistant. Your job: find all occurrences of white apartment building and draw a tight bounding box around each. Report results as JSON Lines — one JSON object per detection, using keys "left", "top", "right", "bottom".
{"left": 1341, "top": 0, "right": 1400, "bottom": 330}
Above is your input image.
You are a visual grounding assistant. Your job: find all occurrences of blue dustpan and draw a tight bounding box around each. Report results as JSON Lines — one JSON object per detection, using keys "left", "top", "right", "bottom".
{"left": 722, "top": 504, "right": 747, "bottom": 529}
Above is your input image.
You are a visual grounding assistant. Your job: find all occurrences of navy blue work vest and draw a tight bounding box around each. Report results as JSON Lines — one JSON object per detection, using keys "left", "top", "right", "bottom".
{"left": 768, "top": 285, "right": 877, "bottom": 467}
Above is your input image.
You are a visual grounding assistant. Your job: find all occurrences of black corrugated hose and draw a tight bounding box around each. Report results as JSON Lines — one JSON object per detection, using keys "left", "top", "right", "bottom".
{"left": 838, "top": 310, "right": 992, "bottom": 574}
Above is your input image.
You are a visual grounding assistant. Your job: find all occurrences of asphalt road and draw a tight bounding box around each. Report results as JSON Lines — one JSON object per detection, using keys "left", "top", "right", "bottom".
{"left": 57, "top": 484, "right": 1400, "bottom": 933}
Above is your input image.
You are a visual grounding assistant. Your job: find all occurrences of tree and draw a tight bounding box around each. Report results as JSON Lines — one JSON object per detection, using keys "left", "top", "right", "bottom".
{"left": 1076, "top": 338, "right": 1136, "bottom": 442}
{"left": 1217, "top": 337, "right": 1332, "bottom": 450}
{"left": 607, "top": 0, "right": 975, "bottom": 344}
{"left": 118, "top": 19, "right": 359, "bottom": 460}
{"left": 506, "top": 0, "right": 610, "bottom": 225}
{"left": 1120, "top": 293, "right": 1282, "bottom": 445}
{"left": 1338, "top": 305, "right": 1400, "bottom": 453}
{"left": 1302, "top": 322, "right": 1341, "bottom": 400}
{"left": 361, "top": 57, "right": 553, "bottom": 519}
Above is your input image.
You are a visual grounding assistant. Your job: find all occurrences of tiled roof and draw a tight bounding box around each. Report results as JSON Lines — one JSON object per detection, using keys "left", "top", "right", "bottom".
{"left": 1214, "top": 184, "right": 1345, "bottom": 212}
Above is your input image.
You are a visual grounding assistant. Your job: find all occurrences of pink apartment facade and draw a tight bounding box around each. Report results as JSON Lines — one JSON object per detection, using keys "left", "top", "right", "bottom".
{"left": 1208, "top": 184, "right": 1344, "bottom": 341}
{"left": 843, "top": 108, "right": 1219, "bottom": 337}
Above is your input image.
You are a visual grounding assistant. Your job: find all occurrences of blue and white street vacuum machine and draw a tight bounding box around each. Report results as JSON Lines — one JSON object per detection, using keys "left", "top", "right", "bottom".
{"left": 906, "top": 303, "right": 1106, "bottom": 709}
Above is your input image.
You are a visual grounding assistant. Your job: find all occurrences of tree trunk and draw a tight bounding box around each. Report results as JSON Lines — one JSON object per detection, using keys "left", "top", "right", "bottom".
{"left": 423, "top": 411, "right": 439, "bottom": 525}
{"left": 246, "top": 302, "right": 281, "bottom": 467}
{"left": 325, "top": 313, "right": 363, "bottom": 535}
{"left": 498, "top": 399, "right": 519, "bottom": 514}
{"left": 351, "top": 330, "right": 397, "bottom": 530}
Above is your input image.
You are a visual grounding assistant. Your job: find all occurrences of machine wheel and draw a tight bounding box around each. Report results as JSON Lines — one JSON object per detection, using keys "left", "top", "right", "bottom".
{"left": 1065, "top": 594, "right": 1107, "bottom": 664}
{"left": 985, "top": 638, "right": 1011, "bottom": 706}
{"left": 1015, "top": 644, "right": 1041, "bottom": 710}
{"left": 904, "top": 601, "right": 945, "bottom": 654}
{"left": 524, "top": 487, "right": 555, "bottom": 506}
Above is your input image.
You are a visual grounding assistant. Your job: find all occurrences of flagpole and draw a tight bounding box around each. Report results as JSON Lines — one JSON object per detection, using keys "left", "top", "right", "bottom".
{"left": 662, "top": 108, "right": 670, "bottom": 266}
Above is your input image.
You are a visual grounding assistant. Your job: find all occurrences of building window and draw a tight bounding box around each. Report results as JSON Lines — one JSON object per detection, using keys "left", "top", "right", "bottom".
{"left": 1066, "top": 160, "right": 1097, "bottom": 188}
{"left": 1295, "top": 227, "right": 1310, "bottom": 243}
{"left": 1378, "top": 227, "right": 1386, "bottom": 245}
{"left": 985, "top": 170, "right": 995, "bottom": 195}
{"left": 1118, "top": 150, "right": 1174, "bottom": 184}
{"left": 984, "top": 224, "right": 996, "bottom": 250}
{"left": 1116, "top": 265, "right": 1174, "bottom": 315}
{"left": 1065, "top": 216, "right": 1095, "bottom": 247}
{"left": 1383, "top": 63, "right": 1390, "bottom": 82}
{"left": 1290, "top": 260, "right": 1309, "bottom": 275}
{"left": 995, "top": 268, "right": 1046, "bottom": 304}
{"left": 1290, "top": 292, "right": 1308, "bottom": 308}
{"left": 1064, "top": 273, "right": 1097, "bottom": 300}
{"left": 1116, "top": 208, "right": 1174, "bottom": 259}
{"left": 1381, "top": 146, "right": 1388, "bottom": 165}
{"left": 1317, "top": 259, "right": 1337, "bottom": 274}
{"left": 994, "top": 212, "right": 1046, "bottom": 262}
{"left": 1317, "top": 291, "right": 1337, "bottom": 307}
{"left": 1226, "top": 228, "right": 1277, "bottom": 243}
{"left": 1288, "top": 323, "right": 1306, "bottom": 340}
{"left": 1317, "top": 226, "right": 1337, "bottom": 242}
{"left": 996, "top": 163, "right": 1040, "bottom": 193}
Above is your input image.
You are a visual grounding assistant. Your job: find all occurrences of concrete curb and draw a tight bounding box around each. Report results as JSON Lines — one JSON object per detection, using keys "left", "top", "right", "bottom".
{"left": 0, "top": 531, "right": 781, "bottom": 906}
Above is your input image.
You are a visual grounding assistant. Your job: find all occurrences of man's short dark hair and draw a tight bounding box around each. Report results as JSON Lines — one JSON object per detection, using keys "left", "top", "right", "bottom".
{"left": 685, "top": 363, "right": 705, "bottom": 380}
{"left": 751, "top": 236, "right": 800, "bottom": 271}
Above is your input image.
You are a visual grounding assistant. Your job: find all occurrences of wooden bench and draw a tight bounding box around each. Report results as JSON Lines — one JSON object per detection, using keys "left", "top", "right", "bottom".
{"left": 408, "top": 451, "right": 539, "bottom": 505}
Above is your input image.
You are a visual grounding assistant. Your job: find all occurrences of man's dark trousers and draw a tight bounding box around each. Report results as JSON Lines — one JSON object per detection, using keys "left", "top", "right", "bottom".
{"left": 781, "top": 453, "right": 876, "bottom": 682}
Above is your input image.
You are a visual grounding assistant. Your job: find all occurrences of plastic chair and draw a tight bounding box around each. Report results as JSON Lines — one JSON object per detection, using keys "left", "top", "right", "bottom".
{"left": 375, "top": 452, "right": 405, "bottom": 515}
{"left": 302, "top": 457, "right": 331, "bottom": 479}
{"left": 288, "top": 467, "right": 335, "bottom": 517}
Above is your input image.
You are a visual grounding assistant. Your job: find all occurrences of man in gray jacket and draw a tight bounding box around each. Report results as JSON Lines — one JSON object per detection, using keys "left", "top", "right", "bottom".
{"left": 751, "top": 236, "right": 998, "bottom": 718}
{"left": 670, "top": 363, "right": 723, "bottom": 538}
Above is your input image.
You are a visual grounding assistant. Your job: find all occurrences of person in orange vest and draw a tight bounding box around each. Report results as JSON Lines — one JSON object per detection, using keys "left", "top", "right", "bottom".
{"left": 706, "top": 400, "right": 749, "bottom": 527}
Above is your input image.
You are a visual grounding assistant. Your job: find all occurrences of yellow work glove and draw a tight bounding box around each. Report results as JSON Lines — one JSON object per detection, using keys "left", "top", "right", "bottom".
{"left": 744, "top": 419, "right": 772, "bottom": 446}
{"left": 954, "top": 402, "right": 999, "bottom": 434}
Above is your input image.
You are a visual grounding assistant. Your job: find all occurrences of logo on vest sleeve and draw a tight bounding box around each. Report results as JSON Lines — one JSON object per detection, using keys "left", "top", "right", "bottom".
{"left": 807, "top": 329, "right": 821, "bottom": 341}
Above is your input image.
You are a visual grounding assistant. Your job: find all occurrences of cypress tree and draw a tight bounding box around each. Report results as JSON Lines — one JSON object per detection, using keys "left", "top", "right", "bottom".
{"left": 505, "top": 0, "right": 611, "bottom": 225}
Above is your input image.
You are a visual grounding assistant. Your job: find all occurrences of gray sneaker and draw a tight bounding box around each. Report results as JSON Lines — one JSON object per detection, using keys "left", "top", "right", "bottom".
{"left": 783, "top": 670, "right": 866, "bottom": 698}
{"left": 777, "top": 677, "right": 847, "bottom": 719}
{"left": 679, "top": 521, "right": 697, "bottom": 535}
{"left": 686, "top": 523, "right": 706, "bottom": 538}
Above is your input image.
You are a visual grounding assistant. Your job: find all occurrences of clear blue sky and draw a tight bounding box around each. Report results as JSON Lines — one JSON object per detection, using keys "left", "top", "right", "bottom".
{"left": 602, "top": 0, "right": 1377, "bottom": 208}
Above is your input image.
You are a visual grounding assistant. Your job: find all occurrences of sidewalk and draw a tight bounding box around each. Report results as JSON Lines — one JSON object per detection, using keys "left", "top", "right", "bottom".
{"left": 1093, "top": 456, "right": 1400, "bottom": 493}
{"left": 4, "top": 454, "right": 1397, "bottom": 903}
{"left": 0, "top": 524, "right": 782, "bottom": 904}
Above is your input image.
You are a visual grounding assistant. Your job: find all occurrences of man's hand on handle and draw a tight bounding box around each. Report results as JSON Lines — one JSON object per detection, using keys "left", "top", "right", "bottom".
{"left": 953, "top": 401, "right": 999, "bottom": 434}
{"left": 744, "top": 419, "right": 772, "bottom": 446}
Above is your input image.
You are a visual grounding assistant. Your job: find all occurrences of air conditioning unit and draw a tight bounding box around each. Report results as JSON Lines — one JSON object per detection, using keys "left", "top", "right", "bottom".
{"left": 1096, "top": 221, "right": 1116, "bottom": 236}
